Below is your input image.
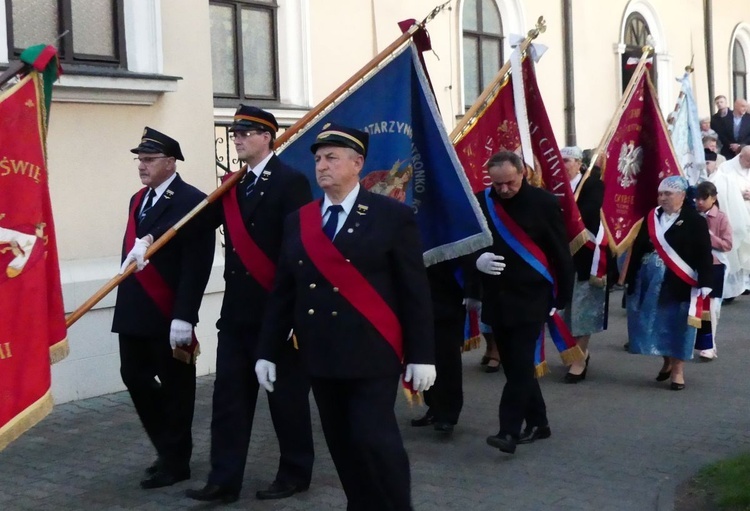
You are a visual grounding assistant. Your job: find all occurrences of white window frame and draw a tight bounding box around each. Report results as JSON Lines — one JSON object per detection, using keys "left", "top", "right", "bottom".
{"left": 0, "top": 0, "right": 177, "bottom": 105}
{"left": 730, "top": 23, "right": 750, "bottom": 102}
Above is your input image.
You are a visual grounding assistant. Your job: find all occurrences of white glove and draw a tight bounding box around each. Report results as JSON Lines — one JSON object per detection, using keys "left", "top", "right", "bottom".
{"left": 119, "top": 236, "right": 152, "bottom": 274}
{"left": 169, "top": 319, "right": 193, "bottom": 349}
{"left": 700, "top": 287, "right": 712, "bottom": 298}
{"left": 255, "top": 359, "right": 277, "bottom": 392}
{"left": 548, "top": 307, "right": 557, "bottom": 316}
{"left": 404, "top": 363, "right": 436, "bottom": 393}
{"left": 463, "top": 298, "right": 481, "bottom": 312}
{"left": 475, "top": 253, "right": 506, "bottom": 275}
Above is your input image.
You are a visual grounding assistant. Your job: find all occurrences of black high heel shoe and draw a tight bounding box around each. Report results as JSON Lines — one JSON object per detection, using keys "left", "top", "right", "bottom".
{"left": 656, "top": 369, "right": 672, "bottom": 382}
{"left": 564, "top": 354, "right": 590, "bottom": 384}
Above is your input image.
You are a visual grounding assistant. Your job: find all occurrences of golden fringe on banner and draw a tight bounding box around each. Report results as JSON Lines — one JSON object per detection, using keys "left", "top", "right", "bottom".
{"left": 569, "top": 231, "right": 589, "bottom": 256}
{"left": 588, "top": 276, "right": 607, "bottom": 288}
{"left": 535, "top": 361, "right": 550, "bottom": 379}
{"left": 701, "top": 310, "right": 711, "bottom": 321}
{"left": 0, "top": 390, "right": 53, "bottom": 452}
{"left": 688, "top": 317, "right": 702, "bottom": 328}
{"left": 560, "top": 345, "right": 586, "bottom": 366}
{"left": 49, "top": 338, "right": 69, "bottom": 365}
{"left": 402, "top": 388, "right": 424, "bottom": 407}
{"left": 462, "top": 335, "right": 482, "bottom": 353}
{"left": 172, "top": 345, "right": 201, "bottom": 365}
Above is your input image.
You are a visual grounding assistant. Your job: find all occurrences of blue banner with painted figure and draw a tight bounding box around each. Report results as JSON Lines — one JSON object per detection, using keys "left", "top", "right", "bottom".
{"left": 277, "top": 43, "right": 491, "bottom": 265}
{"left": 669, "top": 72, "right": 707, "bottom": 186}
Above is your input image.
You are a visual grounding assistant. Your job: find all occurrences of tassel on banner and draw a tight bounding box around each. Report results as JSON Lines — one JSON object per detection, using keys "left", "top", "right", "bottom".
{"left": 402, "top": 387, "right": 424, "bottom": 406}
{"left": 588, "top": 275, "right": 607, "bottom": 288}
{"left": 172, "top": 344, "right": 200, "bottom": 365}
{"left": 559, "top": 344, "right": 585, "bottom": 366}
{"left": 535, "top": 361, "right": 550, "bottom": 378}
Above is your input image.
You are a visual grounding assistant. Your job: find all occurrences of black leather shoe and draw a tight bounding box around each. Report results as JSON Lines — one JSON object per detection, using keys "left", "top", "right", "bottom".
{"left": 140, "top": 469, "right": 190, "bottom": 489}
{"left": 670, "top": 382, "right": 686, "bottom": 391}
{"left": 518, "top": 425, "right": 552, "bottom": 444}
{"left": 656, "top": 369, "right": 672, "bottom": 382}
{"left": 145, "top": 458, "right": 163, "bottom": 476}
{"left": 486, "top": 434, "right": 516, "bottom": 454}
{"left": 185, "top": 483, "right": 240, "bottom": 503}
{"left": 410, "top": 413, "right": 436, "bottom": 427}
{"left": 256, "top": 480, "right": 309, "bottom": 500}
{"left": 434, "top": 421, "right": 454, "bottom": 434}
{"left": 564, "top": 355, "right": 590, "bottom": 384}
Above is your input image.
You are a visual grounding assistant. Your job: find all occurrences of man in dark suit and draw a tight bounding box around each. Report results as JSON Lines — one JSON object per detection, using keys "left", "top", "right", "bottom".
{"left": 717, "top": 99, "right": 750, "bottom": 160}
{"left": 410, "top": 260, "right": 466, "bottom": 435}
{"left": 471, "top": 150, "right": 574, "bottom": 455}
{"left": 560, "top": 146, "right": 606, "bottom": 383}
{"left": 255, "top": 123, "right": 436, "bottom": 511}
{"left": 186, "top": 106, "right": 314, "bottom": 504}
{"left": 710, "top": 95, "right": 730, "bottom": 150}
{"left": 113, "top": 127, "right": 215, "bottom": 489}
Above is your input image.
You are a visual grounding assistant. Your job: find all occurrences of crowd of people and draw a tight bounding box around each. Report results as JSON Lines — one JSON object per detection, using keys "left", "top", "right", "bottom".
{"left": 110, "top": 98, "right": 750, "bottom": 510}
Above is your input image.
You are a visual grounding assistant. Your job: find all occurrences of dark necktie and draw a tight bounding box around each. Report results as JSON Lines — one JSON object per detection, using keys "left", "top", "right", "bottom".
{"left": 245, "top": 175, "right": 257, "bottom": 197}
{"left": 139, "top": 189, "right": 156, "bottom": 223}
{"left": 323, "top": 205, "right": 344, "bottom": 240}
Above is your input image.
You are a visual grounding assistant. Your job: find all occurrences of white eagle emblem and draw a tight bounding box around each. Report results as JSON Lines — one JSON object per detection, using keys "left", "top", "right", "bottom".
{"left": 617, "top": 142, "right": 643, "bottom": 189}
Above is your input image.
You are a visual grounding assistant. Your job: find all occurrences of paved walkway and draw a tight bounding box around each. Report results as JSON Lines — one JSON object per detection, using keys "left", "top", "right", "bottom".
{"left": 2, "top": 290, "right": 750, "bottom": 510}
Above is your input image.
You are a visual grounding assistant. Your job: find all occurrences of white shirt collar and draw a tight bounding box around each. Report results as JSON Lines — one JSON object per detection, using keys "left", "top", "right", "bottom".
{"left": 322, "top": 183, "right": 361, "bottom": 216}
{"left": 150, "top": 172, "right": 178, "bottom": 201}
{"left": 245, "top": 151, "right": 274, "bottom": 181}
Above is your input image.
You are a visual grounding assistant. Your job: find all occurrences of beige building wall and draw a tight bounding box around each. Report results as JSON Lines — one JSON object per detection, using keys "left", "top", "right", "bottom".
{"left": 7, "top": 0, "right": 746, "bottom": 402}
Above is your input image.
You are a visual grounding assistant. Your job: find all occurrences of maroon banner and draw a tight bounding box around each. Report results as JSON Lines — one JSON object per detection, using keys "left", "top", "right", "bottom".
{"left": 600, "top": 71, "right": 682, "bottom": 255}
{"left": 454, "top": 56, "right": 587, "bottom": 252}
{"left": 0, "top": 72, "right": 67, "bottom": 451}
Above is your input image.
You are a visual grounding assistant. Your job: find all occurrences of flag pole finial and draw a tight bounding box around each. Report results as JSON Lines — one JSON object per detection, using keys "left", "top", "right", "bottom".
{"left": 528, "top": 16, "right": 546, "bottom": 39}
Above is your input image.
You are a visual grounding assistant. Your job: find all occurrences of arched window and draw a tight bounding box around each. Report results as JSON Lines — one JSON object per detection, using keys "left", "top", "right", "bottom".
{"left": 463, "top": 0, "right": 503, "bottom": 109}
{"left": 733, "top": 39, "right": 747, "bottom": 101}
{"left": 621, "top": 12, "right": 657, "bottom": 92}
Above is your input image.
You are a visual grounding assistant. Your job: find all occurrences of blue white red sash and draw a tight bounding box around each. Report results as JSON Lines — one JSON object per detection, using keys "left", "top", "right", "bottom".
{"left": 484, "top": 190, "right": 583, "bottom": 372}
{"left": 646, "top": 208, "right": 708, "bottom": 328}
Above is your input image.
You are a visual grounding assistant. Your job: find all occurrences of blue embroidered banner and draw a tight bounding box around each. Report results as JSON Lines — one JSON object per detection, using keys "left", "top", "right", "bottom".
{"left": 277, "top": 43, "right": 491, "bottom": 264}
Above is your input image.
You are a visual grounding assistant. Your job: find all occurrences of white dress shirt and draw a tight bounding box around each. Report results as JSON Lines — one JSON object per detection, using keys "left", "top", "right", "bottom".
{"left": 321, "top": 183, "right": 360, "bottom": 237}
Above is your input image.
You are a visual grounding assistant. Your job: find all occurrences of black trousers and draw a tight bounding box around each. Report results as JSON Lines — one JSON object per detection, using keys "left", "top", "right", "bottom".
{"left": 311, "top": 376, "right": 412, "bottom": 511}
{"left": 208, "top": 328, "right": 313, "bottom": 491}
{"left": 490, "top": 321, "right": 548, "bottom": 437}
{"left": 119, "top": 334, "right": 196, "bottom": 473}
{"left": 423, "top": 317, "right": 464, "bottom": 424}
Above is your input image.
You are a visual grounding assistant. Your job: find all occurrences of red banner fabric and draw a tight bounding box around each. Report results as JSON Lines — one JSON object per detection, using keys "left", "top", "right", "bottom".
{"left": 600, "top": 71, "right": 682, "bottom": 255}
{"left": 454, "top": 57, "right": 587, "bottom": 252}
{"left": 0, "top": 73, "right": 67, "bottom": 451}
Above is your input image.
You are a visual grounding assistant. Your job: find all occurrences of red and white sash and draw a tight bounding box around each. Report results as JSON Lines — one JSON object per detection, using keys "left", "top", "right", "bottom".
{"left": 646, "top": 208, "right": 708, "bottom": 328}
{"left": 585, "top": 223, "right": 607, "bottom": 287}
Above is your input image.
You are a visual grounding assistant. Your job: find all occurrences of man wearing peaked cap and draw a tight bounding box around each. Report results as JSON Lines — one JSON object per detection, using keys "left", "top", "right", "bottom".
{"left": 256, "top": 122, "right": 436, "bottom": 510}
{"left": 186, "top": 105, "right": 315, "bottom": 504}
{"left": 113, "top": 127, "right": 215, "bottom": 489}
{"left": 131, "top": 126, "right": 185, "bottom": 161}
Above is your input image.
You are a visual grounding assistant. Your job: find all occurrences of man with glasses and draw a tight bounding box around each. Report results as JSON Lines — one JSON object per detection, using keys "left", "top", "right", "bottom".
{"left": 186, "top": 106, "right": 314, "bottom": 504}
{"left": 113, "top": 127, "right": 215, "bottom": 489}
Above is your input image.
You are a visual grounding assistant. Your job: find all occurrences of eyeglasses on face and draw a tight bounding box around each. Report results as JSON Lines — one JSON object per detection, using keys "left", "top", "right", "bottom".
{"left": 229, "top": 130, "right": 264, "bottom": 140}
{"left": 134, "top": 156, "right": 170, "bottom": 164}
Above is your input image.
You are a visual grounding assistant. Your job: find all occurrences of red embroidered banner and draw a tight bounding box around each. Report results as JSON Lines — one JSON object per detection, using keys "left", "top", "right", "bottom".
{"left": 0, "top": 70, "right": 66, "bottom": 451}
{"left": 600, "top": 71, "right": 682, "bottom": 255}
{"left": 454, "top": 56, "right": 587, "bottom": 252}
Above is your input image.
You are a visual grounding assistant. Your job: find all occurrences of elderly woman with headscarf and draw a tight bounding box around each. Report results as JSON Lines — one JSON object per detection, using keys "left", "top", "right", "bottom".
{"left": 625, "top": 176, "right": 713, "bottom": 390}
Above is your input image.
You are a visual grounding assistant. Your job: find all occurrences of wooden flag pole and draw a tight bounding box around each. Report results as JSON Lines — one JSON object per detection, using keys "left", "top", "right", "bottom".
{"left": 451, "top": 16, "right": 547, "bottom": 144}
{"left": 65, "top": 2, "right": 451, "bottom": 328}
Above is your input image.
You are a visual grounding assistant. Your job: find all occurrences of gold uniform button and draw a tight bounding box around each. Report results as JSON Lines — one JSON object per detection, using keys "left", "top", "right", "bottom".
{"left": 333, "top": 287, "right": 339, "bottom": 293}
{"left": 309, "top": 283, "right": 316, "bottom": 289}
{"left": 298, "top": 260, "right": 304, "bottom": 265}
{"left": 331, "top": 311, "right": 338, "bottom": 317}
{"left": 308, "top": 309, "right": 315, "bottom": 315}
{"left": 345, "top": 259, "right": 351, "bottom": 262}
{"left": 250, "top": 222, "right": 255, "bottom": 227}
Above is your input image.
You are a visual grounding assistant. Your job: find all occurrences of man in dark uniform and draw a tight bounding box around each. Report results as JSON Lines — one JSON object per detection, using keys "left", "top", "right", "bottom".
{"left": 410, "top": 260, "right": 466, "bottom": 434}
{"left": 472, "top": 150, "right": 574, "bottom": 454}
{"left": 113, "top": 127, "right": 215, "bottom": 489}
{"left": 186, "top": 106, "right": 314, "bottom": 504}
{"left": 255, "top": 123, "right": 436, "bottom": 511}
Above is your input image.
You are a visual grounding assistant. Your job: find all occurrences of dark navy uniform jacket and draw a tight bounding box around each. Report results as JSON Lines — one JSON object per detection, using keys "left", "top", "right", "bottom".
{"left": 210, "top": 154, "right": 312, "bottom": 333}
{"left": 112, "top": 173, "right": 215, "bottom": 338}
{"left": 257, "top": 187, "right": 435, "bottom": 379}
